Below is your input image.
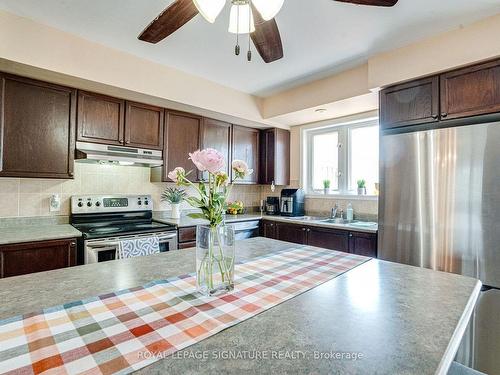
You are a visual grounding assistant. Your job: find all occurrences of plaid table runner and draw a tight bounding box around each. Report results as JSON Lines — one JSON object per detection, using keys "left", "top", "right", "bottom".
{"left": 0, "top": 246, "right": 368, "bottom": 375}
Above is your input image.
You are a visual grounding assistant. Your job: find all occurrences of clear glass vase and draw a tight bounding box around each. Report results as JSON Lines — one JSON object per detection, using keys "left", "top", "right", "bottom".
{"left": 196, "top": 224, "right": 235, "bottom": 297}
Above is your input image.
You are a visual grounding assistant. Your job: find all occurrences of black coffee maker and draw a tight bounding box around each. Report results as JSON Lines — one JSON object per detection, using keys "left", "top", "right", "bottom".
{"left": 265, "top": 197, "right": 280, "bottom": 215}
{"left": 280, "top": 189, "right": 305, "bottom": 217}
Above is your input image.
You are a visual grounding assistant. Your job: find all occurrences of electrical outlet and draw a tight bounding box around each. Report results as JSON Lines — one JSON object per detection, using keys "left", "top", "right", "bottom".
{"left": 49, "top": 194, "right": 61, "bottom": 212}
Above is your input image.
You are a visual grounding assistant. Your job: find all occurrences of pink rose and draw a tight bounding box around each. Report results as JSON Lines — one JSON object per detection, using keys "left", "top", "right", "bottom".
{"left": 189, "top": 148, "right": 225, "bottom": 174}
{"left": 167, "top": 167, "right": 185, "bottom": 183}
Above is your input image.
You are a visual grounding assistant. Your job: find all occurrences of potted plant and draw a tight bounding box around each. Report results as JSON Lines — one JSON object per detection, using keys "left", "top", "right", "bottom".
{"left": 323, "top": 179, "right": 331, "bottom": 195}
{"left": 168, "top": 148, "right": 253, "bottom": 296}
{"left": 161, "top": 187, "right": 187, "bottom": 219}
{"left": 357, "top": 179, "right": 367, "bottom": 195}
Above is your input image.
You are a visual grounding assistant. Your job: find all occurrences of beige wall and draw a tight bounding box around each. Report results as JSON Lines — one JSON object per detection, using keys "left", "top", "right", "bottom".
{"left": 0, "top": 164, "right": 262, "bottom": 218}
{"left": 368, "top": 13, "right": 500, "bottom": 90}
{"left": 262, "top": 64, "right": 372, "bottom": 119}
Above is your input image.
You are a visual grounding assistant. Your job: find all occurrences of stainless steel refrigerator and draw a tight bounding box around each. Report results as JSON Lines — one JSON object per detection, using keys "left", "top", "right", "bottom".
{"left": 378, "top": 121, "right": 500, "bottom": 374}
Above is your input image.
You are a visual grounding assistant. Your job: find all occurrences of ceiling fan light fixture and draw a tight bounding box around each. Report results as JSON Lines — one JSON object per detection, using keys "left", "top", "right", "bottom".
{"left": 228, "top": 4, "right": 255, "bottom": 34}
{"left": 193, "top": 0, "right": 225, "bottom": 23}
{"left": 252, "top": 0, "right": 284, "bottom": 21}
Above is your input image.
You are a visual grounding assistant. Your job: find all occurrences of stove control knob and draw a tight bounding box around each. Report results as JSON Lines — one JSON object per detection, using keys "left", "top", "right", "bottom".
{"left": 77, "top": 202, "right": 83, "bottom": 207}
{"left": 144, "top": 200, "right": 149, "bottom": 206}
{"left": 138, "top": 201, "right": 142, "bottom": 206}
{"left": 95, "top": 201, "right": 101, "bottom": 207}
{"left": 87, "top": 202, "right": 92, "bottom": 207}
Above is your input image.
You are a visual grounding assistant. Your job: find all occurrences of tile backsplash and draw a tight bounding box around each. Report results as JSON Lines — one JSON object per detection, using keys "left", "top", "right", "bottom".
{"left": 0, "top": 164, "right": 378, "bottom": 220}
{"left": 0, "top": 163, "right": 263, "bottom": 218}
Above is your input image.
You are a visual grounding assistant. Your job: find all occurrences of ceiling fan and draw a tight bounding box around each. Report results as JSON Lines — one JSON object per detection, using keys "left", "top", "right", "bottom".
{"left": 138, "top": 0, "right": 398, "bottom": 63}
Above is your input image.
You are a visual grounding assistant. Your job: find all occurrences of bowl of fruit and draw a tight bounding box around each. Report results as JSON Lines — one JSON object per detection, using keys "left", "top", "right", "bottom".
{"left": 226, "top": 201, "right": 245, "bottom": 216}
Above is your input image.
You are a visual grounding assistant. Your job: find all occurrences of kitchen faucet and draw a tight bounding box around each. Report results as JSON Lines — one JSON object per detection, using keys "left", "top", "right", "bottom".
{"left": 331, "top": 204, "right": 338, "bottom": 219}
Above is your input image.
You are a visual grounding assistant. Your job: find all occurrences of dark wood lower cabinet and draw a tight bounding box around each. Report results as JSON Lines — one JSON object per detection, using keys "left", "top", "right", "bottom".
{"left": 260, "top": 220, "right": 277, "bottom": 239}
{"left": 178, "top": 226, "right": 197, "bottom": 249}
{"left": 275, "top": 223, "right": 308, "bottom": 245}
{"left": 348, "top": 231, "right": 378, "bottom": 258}
{"left": 261, "top": 221, "right": 378, "bottom": 257}
{"left": 0, "top": 238, "right": 77, "bottom": 278}
{"left": 307, "top": 226, "right": 349, "bottom": 253}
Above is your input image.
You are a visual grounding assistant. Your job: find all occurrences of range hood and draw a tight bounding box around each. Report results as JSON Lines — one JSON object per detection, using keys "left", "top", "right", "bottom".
{"left": 75, "top": 142, "right": 163, "bottom": 167}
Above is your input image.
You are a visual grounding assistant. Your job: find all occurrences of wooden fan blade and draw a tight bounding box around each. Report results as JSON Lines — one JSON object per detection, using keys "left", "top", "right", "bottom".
{"left": 251, "top": 6, "right": 284, "bottom": 63}
{"left": 138, "top": 0, "right": 198, "bottom": 44}
{"left": 335, "top": 0, "right": 398, "bottom": 6}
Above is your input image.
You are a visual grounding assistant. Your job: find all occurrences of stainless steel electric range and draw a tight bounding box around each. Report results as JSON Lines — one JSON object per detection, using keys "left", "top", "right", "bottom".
{"left": 70, "top": 195, "right": 178, "bottom": 264}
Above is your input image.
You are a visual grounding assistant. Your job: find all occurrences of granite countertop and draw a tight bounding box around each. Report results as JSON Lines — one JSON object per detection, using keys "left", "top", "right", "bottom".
{"left": 0, "top": 238, "right": 480, "bottom": 374}
{"left": 261, "top": 215, "right": 379, "bottom": 233}
{"left": 153, "top": 213, "right": 263, "bottom": 227}
{"left": 154, "top": 212, "right": 378, "bottom": 233}
{"left": 0, "top": 224, "right": 82, "bottom": 245}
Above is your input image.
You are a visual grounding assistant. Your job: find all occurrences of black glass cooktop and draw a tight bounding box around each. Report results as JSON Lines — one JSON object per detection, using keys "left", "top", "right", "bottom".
{"left": 73, "top": 221, "right": 176, "bottom": 239}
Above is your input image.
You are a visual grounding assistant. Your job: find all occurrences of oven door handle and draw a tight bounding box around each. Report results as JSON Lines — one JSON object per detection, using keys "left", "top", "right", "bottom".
{"left": 157, "top": 233, "right": 177, "bottom": 241}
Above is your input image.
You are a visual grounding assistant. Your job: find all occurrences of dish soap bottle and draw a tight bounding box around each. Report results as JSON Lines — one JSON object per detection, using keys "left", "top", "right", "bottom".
{"left": 346, "top": 203, "right": 354, "bottom": 222}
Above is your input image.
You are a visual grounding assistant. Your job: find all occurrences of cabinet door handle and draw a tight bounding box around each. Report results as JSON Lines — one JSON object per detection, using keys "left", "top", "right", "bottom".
{"left": 302, "top": 228, "right": 306, "bottom": 231}
{"left": 441, "top": 112, "right": 448, "bottom": 118}
{"left": 307, "top": 229, "right": 311, "bottom": 232}
{"left": 431, "top": 114, "right": 438, "bottom": 120}
{"left": 70, "top": 242, "right": 76, "bottom": 246}
{"left": 349, "top": 233, "right": 353, "bottom": 238}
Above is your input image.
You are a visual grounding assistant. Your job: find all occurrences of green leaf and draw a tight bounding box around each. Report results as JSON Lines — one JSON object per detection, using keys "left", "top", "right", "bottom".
{"left": 187, "top": 213, "right": 207, "bottom": 220}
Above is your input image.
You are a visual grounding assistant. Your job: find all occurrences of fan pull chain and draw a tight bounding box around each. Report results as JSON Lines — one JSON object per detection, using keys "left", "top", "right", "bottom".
{"left": 247, "top": 0, "right": 252, "bottom": 61}
{"left": 235, "top": 4, "right": 240, "bottom": 56}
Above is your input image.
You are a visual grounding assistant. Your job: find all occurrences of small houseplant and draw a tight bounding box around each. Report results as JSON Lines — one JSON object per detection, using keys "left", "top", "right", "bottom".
{"left": 357, "top": 179, "right": 367, "bottom": 195}
{"left": 323, "top": 179, "right": 331, "bottom": 195}
{"left": 161, "top": 187, "right": 187, "bottom": 219}
{"left": 168, "top": 148, "right": 253, "bottom": 296}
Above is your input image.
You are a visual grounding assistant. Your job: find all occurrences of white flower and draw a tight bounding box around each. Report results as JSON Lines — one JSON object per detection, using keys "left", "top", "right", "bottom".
{"left": 167, "top": 167, "right": 185, "bottom": 183}
{"left": 232, "top": 160, "right": 253, "bottom": 179}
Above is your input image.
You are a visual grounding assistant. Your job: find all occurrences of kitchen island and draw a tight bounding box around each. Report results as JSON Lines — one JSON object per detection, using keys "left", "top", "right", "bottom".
{"left": 0, "top": 238, "right": 480, "bottom": 374}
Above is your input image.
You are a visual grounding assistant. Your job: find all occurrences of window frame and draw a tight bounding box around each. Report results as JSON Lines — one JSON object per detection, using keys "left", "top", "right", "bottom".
{"left": 304, "top": 117, "right": 379, "bottom": 196}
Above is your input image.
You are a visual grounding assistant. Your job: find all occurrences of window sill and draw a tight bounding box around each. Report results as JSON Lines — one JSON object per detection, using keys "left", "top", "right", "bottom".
{"left": 306, "top": 193, "right": 379, "bottom": 201}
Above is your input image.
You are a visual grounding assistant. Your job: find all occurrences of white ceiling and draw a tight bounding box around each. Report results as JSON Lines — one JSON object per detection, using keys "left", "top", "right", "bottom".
{"left": 1, "top": 0, "right": 499, "bottom": 97}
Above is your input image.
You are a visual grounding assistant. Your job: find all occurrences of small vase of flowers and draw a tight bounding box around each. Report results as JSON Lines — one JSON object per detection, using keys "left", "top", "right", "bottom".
{"left": 168, "top": 148, "right": 253, "bottom": 296}
{"left": 161, "top": 187, "right": 187, "bottom": 219}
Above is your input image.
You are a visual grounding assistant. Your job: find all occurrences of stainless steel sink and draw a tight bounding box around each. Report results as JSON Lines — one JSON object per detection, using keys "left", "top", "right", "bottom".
{"left": 283, "top": 216, "right": 327, "bottom": 221}
{"left": 321, "top": 218, "right": 358, "bottom": 224}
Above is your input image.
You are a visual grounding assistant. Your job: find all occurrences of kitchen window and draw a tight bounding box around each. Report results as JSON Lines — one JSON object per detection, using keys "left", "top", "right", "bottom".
{"left": 305, "top": 117, "right": 379, "bottom": 195}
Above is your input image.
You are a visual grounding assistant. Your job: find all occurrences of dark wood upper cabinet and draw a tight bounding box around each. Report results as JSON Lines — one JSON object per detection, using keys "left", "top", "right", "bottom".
{"left": 0, "top": 238, "right": 77, "bottom": 278}
{"left": 0, "top": 74, "right": 76, "bottom": 179}
{"left": 231, "top": 125, "right": 259, "bottom": 184}
{"left": 349, "top": 231, "right": 378, "bottom": 258}
{"left": 201, "top": 118, "right": 231, "bottom": 179}
{"left": 275, "top": 223, "right": 308, "bottom": 245}
{"left": 380, "top": 76, "right": 439, "bottom": 130}
{"left": 440, "top": 59, "right": 500, "bottom": 120}
{"left": 260, "top": 128, "right": 290, "bottom": 186}
{"left": 164, "top": 111, "right": 202, "bottom": 181}
{"left": 125, "top": 102, "right": 164, "bottom": 150}
{"left": 77, "top": 91, "right": 125, "bottom": 145}
{"left": 307, "top": 226, "right": 349, "bottom": 253}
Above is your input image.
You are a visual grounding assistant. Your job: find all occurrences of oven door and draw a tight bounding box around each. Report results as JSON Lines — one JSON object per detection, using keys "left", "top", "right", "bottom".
{"left": 84, "top": 231, "right": 178, "bottom": 264}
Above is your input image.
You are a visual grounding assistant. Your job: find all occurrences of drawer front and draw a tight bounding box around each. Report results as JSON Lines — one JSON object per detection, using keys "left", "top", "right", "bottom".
{"left": 178, "top": 226, "right": 197, "bottom": 243}
{"left": 178, "top": 241, "right": 197, "bottom": 250}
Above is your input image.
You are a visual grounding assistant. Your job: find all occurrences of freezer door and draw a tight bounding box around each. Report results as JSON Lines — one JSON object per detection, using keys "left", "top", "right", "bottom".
{"left": 474, "top": 289, "right": 500, "bottom": 374}
{"left": 378, "top": 122, "right": 500, "bottom": 287}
